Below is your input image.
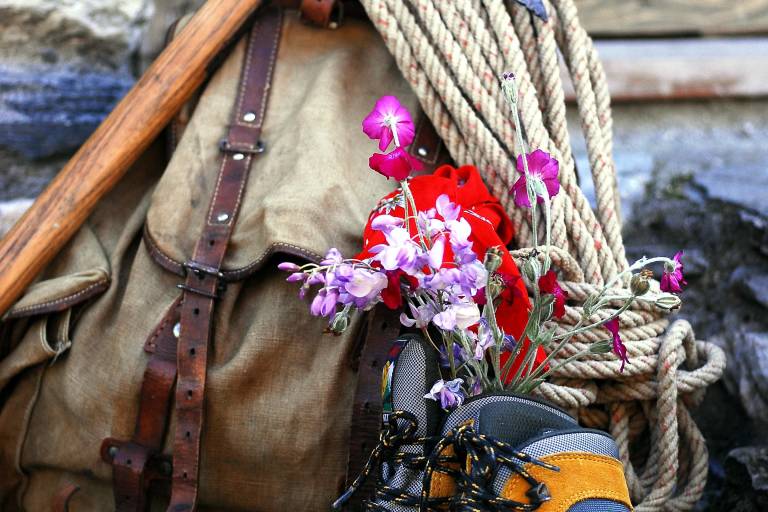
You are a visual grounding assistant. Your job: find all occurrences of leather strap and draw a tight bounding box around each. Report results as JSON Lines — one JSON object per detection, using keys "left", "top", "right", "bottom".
{"left": 101, "top": 298, "right": 181, "bottom": 511}
{"left": 167, "top": 7, "right": 282, "bottom": 511}
{"left": 299, "top": 0, "right": 342, "bottom": 28}
{"left": 51, "top": 484, "right": 80, "bottom": 512}
{"left": 345, "top": 304, "right": 401, "bottom": 507}
{"left": 408, "top": 114, "right": 443, "bottom": 167}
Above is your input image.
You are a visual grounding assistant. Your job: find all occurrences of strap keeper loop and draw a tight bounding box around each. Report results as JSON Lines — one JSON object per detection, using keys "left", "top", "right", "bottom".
{"left": 219, "top": 139, "right": 265, "bottom": 155}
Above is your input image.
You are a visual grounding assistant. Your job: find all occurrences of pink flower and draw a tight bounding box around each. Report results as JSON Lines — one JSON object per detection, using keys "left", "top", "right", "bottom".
{"left": 368, "top": 147, "right": 423, "bottom": 181}
{"left": 603, "top": 318, "right": 628, "bottom": 372}
{"left": 362, "top": 95, "right": 416, "bottom": 151}
{"left": 660, "top": 251, "right": 686, "bottom": 294}
{"left": 538, "top": 270, "right": 568, "bottom": 319}
{"left": 511, "top": 149, "right": 560, "bottom": 208}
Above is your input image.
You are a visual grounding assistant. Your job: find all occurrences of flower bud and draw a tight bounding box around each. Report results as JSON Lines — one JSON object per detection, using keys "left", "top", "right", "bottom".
{"left": 630, "top": 272, "right": 650, "bottom": 296}
{"left": 590, "top": 339, "right": 613, "bottom": 354}
{"left": 330, "top": 312, "right": 349, "bottom": 334}
{"left": 655, "top": 293, "right": 682, "bottom": 311}
{"left": 522, "top": 257, "right": 540, "bottom": 283}
{"left": 487, "top": 278, "right": 503, "bottom": 300}
{"left": 483, "top": 247, "right": 504, "bottom": 273}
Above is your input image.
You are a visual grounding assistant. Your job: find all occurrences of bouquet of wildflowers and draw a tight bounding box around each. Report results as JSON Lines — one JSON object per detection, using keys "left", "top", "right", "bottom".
{"left": 280, "top": 75, "right": 686, "bottom": 410}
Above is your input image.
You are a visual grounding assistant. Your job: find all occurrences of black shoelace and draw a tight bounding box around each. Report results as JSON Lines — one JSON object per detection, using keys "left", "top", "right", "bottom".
{"left": 332, "top": 410, "right": 451, "bottom": 511}
{"left": 421, "top": 421, "right": 559, "bottom": 512}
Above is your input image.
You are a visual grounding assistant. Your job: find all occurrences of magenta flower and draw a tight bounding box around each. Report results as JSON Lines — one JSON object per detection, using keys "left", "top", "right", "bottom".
{"left": 362, "top": 95, "right": 416, "bottom": 151}
{"left": 511, "top": 149, "right": 560, "bottom": 208}
{"left": 538, "top": 270, "right": 568, "bottom": 319}
{"left": 603, "top": 318, "right": 628, "bottom": 372}
{"left": 369, "top": 147, "right": 423, "bottom": 181}
{"left": 424, "top": 378, "right": 465, "bottom": 409}
{"left": 660, "top": 251, "right": 687, "bottom": 294}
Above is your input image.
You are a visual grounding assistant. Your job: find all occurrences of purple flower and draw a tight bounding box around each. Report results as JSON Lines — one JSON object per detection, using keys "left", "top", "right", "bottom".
{"left": 474, "top": 319, "right": 495, "bottom": 360}
{"left": 399, "top": 302, "right": 436, "bottom": 328}
{"left": 362, "top": 95, "right": 416, "bottom": 151}
{"left": 371, "top": 214, "right": 404, "bottom": 232}
{"left": 285, "top": 272, "right": 306, "bottom": 283}
{"left": 432, "top": 302, "right": 480, "bottom": 331}
{"left": 427, "top": 235, "right": 446, "bottom": 269}
{"left": 370, "top": 227, "right": 422, "bottom": 275}
{"left": 321, "top": 248, "right": 344, "bottom": 265}
{"left": 344, "top": 267, "right": 388, "bottom": 299}
{"left": 435, "top": 194, "right": 460, "bottom": 222}
{"left": 310, "top": 288, "right": 339, "bottom": 318}
{"left": 471, "top": 378, "right": 483, "bottom": 397}
{"left": 511, "top": 149, "right": 560, "bottom": 208}
{"left": 603, "top": 318, "right": 628, "bottom": 372}
{"left": 660, "top": 251, "right": 686, "bottom": 294}
{"left": 432, "top": 308, "right": 457, "bottom": 331}
{"left": 502, "top": 334, "right": 516, "bottom": 352}
{"left": 278, "top": 262, "right": 301, "bottom": 272}
{"left": 438, "top": 343, "right": 468, "bottom": 368}
{"left": 424, "top": 378, "right": 465, "bottom": 409}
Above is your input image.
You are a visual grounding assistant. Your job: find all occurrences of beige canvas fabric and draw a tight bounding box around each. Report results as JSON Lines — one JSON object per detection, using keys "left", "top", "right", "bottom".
{"left": 0, "top": 10, "right": 420, "bottom": 511}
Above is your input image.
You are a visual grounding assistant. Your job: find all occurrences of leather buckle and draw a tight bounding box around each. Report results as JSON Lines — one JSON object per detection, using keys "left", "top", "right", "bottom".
{"left": 219, "top": 139, "right": 265, "bottom": 155}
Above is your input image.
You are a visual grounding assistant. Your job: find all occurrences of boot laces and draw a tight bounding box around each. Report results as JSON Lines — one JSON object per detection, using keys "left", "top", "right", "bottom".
{"left": 422, "top": 421, "right": 559, "bottom": 512}
{"left": 332, "top": 410, "right": 449, "bottom": 511}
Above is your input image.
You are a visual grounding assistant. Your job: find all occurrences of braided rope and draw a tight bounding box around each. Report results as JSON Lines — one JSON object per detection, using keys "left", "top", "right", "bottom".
{"left": 360, "top": 1, "right": 725, "bottom": 508}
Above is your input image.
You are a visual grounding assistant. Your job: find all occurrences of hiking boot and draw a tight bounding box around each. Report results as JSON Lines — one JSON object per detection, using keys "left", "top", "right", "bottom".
{"left": 424, "top": 393, "right": 633, "bottom": 511}
{"left": 333, "top": 333, "right": 445, "bottom": 511}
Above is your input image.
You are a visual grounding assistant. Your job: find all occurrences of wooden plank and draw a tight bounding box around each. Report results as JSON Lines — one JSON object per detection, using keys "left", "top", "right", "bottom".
{"left": 576, "top": 0, "right": 768, "bottom": 37}
{"left": 562, "top": 38, "right": 768, "bottom": 101}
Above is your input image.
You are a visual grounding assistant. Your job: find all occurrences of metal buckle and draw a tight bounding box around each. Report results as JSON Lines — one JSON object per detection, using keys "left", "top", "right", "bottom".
{"left": 219, "top": 139, "right": 265, "bottom": 155}
{"left": 182, "top": 261, "right": 224, "bottom": 280}
{"left": 178, "top": 261, "right": 227, "bottom": 298}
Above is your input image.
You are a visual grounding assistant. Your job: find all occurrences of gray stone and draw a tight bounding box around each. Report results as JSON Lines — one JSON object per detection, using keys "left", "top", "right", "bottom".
{"left": 719, "top": 329, "right": 768, "bottom": 423}
{"left": 731, "top": 267, "right": 768, "bottom": 309}
{"left": 711, "top": 446, "right": 768, "bottom": 511}
{"left": 728, "top": 446, "right": 768, "bottom": 492}
{"left": 0, "top": 198, "right": 33, "bottom": 238}
{"left": 0, "top": 0, "right": 151, "bottom": 70}
{"left": 0, "top": 65, "right": 133, "bottom": 159}
{"left": 695, "top": 166, "right": 768, "bottom": 219}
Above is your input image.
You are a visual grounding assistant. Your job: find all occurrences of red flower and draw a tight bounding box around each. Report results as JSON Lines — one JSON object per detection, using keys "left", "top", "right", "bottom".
{"left": 603, "top": 318, "right": 628, "bottom": 372}
{"left": 381, "top": 270, "right": 419, "bottom": 310}
{"left": 538, "top": 270, "right": 568, "bottom": 318}
{"left": 368, "top": 147, "right": 423, "bottom": 181}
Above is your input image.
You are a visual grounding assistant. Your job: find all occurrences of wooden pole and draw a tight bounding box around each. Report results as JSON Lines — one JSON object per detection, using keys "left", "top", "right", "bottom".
{"left": 0, "top": 0, "right": 263, "bottom": 317}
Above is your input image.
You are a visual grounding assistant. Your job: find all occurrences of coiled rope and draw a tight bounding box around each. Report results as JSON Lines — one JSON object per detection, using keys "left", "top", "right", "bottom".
{"left": 360, "top": 0, "right": 726, "bottom": 509}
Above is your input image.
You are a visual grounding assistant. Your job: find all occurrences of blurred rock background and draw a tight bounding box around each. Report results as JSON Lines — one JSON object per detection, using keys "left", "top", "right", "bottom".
{"left": 1, "top": 1, "right": 766, "bottom": 510}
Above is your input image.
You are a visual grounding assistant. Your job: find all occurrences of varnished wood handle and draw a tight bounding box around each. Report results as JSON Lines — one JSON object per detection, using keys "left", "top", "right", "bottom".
{"left": 0, "top": 0, "right": 264, "bottom": 317}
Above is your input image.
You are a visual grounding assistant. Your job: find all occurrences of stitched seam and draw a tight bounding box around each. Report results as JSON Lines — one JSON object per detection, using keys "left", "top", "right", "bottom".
{"left": 205, "top": 149, "right": 231, "bottom": 225}
{"left": 146, "top": 297, "right": 183, "bottom": 349}
{"left": 8, "top": 279, "right": 110, "bottom": 317}
{"left": 254, "top": 9, "right": 281, "bottom": 129}
{"left": 234, "top": 18, "right": 260, "bottom": 127}
{"left": 144, "top": 226, "right": 185, "bottom": 269}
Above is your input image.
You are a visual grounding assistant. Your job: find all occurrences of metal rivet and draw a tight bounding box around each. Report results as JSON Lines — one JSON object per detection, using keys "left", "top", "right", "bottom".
{"left": 417, "top": 146, "right": 429, "bottom": 157}
{"left": 329, "top": 21, "right": 338, "bottom": 29}
{"left": 173, "top": 322, "right": 181, "bottom": 338}
{"left": 108, "top": 446, "right": 119, "bottom": 458}
{"left": 233, "top": 153, "right": 245, "bottom": 161}
{"left": 243, "top": 112, "right": 256, "bottom": 122}
{"left": 216, "top": 212, "right": 230, "bottom": 223}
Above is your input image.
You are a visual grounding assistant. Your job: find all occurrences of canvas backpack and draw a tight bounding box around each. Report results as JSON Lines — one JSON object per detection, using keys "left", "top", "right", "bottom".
{"left": 0, "top": 4, "right": 447, "bottom": 510}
